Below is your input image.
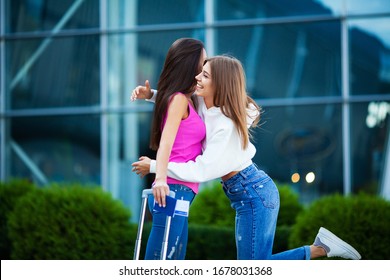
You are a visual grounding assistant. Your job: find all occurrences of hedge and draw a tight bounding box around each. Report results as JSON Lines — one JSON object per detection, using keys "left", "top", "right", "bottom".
{"left": 190, "top": 181, "right": 302, "bottom": 227}
{"left": 4, "top": 179, "right": 389, "bottom": 260}
{"left": 189, "top": 180, "right": 303, "bottom": 255}
{"left": 289, "top": 193, "right": 390, "bottom": 260}
{"left": 0, "top": 179, "right": 36, "bottom": 259}
{"left": 189, "top": 180, "right": 235, "bottom": 227}
{"left": 132, "top": 222, "right": 236, "bottom": 260}
{"left": 8, "top": 184, "right": 134, "bottom": 259}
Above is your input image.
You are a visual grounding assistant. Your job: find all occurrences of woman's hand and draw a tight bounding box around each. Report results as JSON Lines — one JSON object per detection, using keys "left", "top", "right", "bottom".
{"left": 131, "top": 156, "right": 152, "bottom": 178}
{"left": 131, "top": 80, "right": 152, "bottom": 101}
{"left": 152, "top": 179, "right": 170, "bottom": 207}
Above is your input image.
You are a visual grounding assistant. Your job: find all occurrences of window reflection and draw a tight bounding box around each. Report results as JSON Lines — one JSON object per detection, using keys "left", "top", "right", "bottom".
{"left": 349, "top": 18, "right": 390, "bottom": 95}
{"left": 317, "top": 0, "right": 390, "bottom": 15}
{"left": 351, "top": 102, "right": 390, "bottom": 194}
{"left": 10, "top": 115, "right": 101, "bottom": 185}
{"left": 137, "top": 0, "right": 204, "bottom": 25}
{"left": 5, "top": 0, "right": 99, "bottom": 33}
{"left": 216, "top": 0, "right": 341, "bottom": 20}
{"left": 216, "top": 21, "right": 341, "bottom": 99}
{"left": 366, "top": 101, "right": 390, "bottom": 128}
{"left": 253, "top": 104, "right": 343, "bottom": 203}
{"left": 346, "top": 0, "right": 390, "bottom": 14}
{"left": 6, "top": 36, "right": 100, "bottom": 109}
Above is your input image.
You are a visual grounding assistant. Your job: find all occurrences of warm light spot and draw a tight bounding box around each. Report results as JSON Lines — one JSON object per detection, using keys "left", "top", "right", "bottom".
{"left": 291, "top": 173, "right": 300, "bottom": 183}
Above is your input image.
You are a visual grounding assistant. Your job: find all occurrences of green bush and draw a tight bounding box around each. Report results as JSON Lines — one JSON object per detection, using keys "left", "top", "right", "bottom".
{"left": 272, "top": 184, "right": 304, "bottom": 253}
{"left": 273, "top": 225, "right": 292, "bottom": 254}
{"left": 189, "top": 180, "right": 235, "bottom": 227}
{"left": 0, "top": 179, "right": 36, "bottom": 259}
{"left": 276, "top": 184, "right": 304, "bottom": 226}
{"left": 190, "top": 181, "right": 303, "bottom": 227}
{"left": 8, "top": 184, "right": 134, "bottom": 259}
{"left": 187, "top": 224, "right": 235, "bottom": 260}
{"left": 189, "top": 180, "right": 303, "bottom": 255}
{"left": 131, "top": 222, "right": 236, "bottom": 260}
{"left": 289, "top": 193, "right": 390, "bottom": 260}
{"left": 186, "top": 224, "right": 289, "bottom": 259}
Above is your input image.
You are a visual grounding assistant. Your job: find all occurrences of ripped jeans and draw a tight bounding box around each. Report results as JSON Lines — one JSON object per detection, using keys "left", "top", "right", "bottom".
{"left": 145, "top": 184, "right": 195, "bottom": 260}
{"left": 222, "top": 164, "right": 310, "bottom": 260}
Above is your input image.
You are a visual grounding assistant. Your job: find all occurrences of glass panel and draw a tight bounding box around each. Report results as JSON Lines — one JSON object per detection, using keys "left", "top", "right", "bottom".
{"left": 252, "top": 104, "right": 343, "bottom": 204}
{"left": 216, "top": 0, "right": 342, "bottom": 21}
{"left": 104, "top": 111, "right": 153, "bottom": 221}
{"left": 106, "top": 0, "right": 136, "bottom": 29}
{"left": 0, "top": 2, "right": 3, "bottom": 34}
{"left": 5, "top": 0, "right": 99, "bottom": 33}
{"left": 5, "top": 35, "right": 100, "bottom": 109}
{"left": 10, "top": 115, "right": 101, "bottom": 185}
{"left": 346, "top": 0, "right": 390, "bottom": 15}
{"left": 216, "top": 21, "right": 341, "bottom": 99}
{"left": 314, "top": 0, "right": 345, "bottom": 15}
{"left": 104, "top": 111, "right": 151, "bottom": 222}
{"left": 137, "top": 0, "right": 204, "bottom": 26}
{"left": 350, "top": 101, "right": 390, "bottom": 194}
{"left": 349, "top": 18, "right": 390, "bottom": 95}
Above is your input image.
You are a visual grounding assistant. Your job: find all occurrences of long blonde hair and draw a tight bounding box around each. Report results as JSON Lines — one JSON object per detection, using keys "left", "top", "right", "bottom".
{"left": 205, "top": 55, "right": 260, "bottom": 149}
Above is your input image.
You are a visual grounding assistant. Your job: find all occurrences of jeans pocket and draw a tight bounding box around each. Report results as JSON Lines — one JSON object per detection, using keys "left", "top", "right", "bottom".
{"left": 223, "top": 183, "right": 247, "bottom": 200}
{"left": 228, "top": 184, "right": 245, "bottom": 194}
{"left": 253, "top": 179, "right": 279, "bottom": 209}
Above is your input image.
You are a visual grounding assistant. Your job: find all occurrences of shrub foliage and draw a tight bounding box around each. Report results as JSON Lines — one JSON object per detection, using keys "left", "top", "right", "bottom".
{"left": 0, "top": 179, "right": 36, "bottom": 259}
{"left": 189, "top": 180, "right": 235, "bottom": 227}
{"left": 3, "top": 178, "right": 389, "bottom": 260}
{"left": 8, "top": 184, "right": 134, "bottom": 259}
{"left": 188, "top": 180, "right": 304, "bottom": 257}
{"left": 289, "top": 193, "right": 390, "bottom": 260}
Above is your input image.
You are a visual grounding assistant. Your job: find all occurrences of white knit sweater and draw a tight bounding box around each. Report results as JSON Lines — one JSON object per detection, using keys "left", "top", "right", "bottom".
{"left": 147, "top": 92, "right": 258, "bottom": 183}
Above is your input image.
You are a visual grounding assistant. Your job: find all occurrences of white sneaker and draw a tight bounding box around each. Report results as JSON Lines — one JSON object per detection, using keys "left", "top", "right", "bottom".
{"left": 313, "top": 227, "right": 361, "bottom": 260}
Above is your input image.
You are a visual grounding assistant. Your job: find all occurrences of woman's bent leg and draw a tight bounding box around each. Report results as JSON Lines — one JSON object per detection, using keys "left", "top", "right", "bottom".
{"left": 223, "top": 165, "right": 310, "bottom": 260}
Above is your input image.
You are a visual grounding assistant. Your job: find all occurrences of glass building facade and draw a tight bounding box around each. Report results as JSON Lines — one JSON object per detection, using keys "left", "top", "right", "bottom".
{"left": 1, "top": 0, "right": 389, "bottom": 221}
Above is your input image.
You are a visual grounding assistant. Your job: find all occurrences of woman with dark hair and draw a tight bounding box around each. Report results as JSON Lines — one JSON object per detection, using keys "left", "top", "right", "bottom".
{"left": 140, "top": 38, "right": 207, "bottom": 260}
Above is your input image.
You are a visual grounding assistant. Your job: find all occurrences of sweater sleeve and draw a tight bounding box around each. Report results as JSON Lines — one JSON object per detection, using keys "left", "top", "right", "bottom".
{"left": 145, "top": 89, "right": 157, "bottom": 102}
{"left": 151, "top": 124, "right": 245, "bottom": 183}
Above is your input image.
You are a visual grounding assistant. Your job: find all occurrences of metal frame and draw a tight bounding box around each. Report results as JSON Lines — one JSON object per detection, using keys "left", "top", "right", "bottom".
{"left": 341, "top": 3, "right": 352, "bottom": 195}
{"left": 100, "top": 0, "right": 108, "bottom": 193}
{"left": 0, "top": 0, "right": 5, "bottom": 181}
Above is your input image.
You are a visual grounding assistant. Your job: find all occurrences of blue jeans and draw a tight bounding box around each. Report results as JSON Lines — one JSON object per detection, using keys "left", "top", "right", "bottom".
{"left": 222, "top": 164, "right": 311, "bottom": 260}
{"left": 145, "top": 184, "right": 195, "bottom": 260}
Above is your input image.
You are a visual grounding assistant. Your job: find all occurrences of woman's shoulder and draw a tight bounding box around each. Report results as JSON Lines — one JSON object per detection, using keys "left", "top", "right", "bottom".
{"left": 169, "top": 92, "right": 189, "bottom": 104}
{"left": 166, "top": 93, "right": 190, "bottom": 117}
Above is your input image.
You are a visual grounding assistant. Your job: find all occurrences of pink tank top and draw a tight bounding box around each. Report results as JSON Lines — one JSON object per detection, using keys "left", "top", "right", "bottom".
{"left": 162, "top": 92, "right": 206, "bottom": 193}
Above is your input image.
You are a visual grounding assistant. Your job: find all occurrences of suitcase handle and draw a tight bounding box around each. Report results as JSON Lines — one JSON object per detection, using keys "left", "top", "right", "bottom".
{"left": 134, "top": 188, "right": 176, "bottom": 260}
{"left": 142, "top": 188, "right": 176, "bottom": 199}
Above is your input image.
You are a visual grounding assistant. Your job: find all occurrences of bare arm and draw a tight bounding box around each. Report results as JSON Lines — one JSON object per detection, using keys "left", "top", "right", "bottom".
{"left": 152, "top": 94, "right": 188, "bottom": 207}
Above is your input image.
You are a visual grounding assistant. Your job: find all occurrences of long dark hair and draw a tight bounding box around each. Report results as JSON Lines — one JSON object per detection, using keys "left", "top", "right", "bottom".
{"left": 150, "top": 38, "right": 205, "bottom": 150}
